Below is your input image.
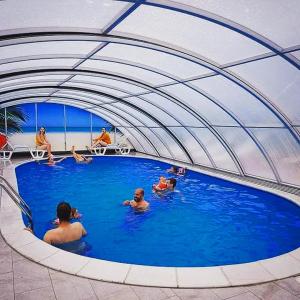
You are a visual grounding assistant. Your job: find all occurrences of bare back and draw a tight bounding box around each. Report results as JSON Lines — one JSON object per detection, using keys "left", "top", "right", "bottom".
{"left": 44, "top": 222, "right": 86, "bottom": 245}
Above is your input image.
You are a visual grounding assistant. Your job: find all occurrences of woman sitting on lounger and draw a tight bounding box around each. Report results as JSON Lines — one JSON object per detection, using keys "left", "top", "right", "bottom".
{"left": 71, "top": 146, "right": 92, "bottom": 163}
{"left": 36, "top": 127, "right": 52, "bottom": 157}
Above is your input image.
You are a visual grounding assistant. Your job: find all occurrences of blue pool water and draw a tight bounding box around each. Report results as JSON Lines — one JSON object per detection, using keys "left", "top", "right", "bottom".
{"left": 16, "top": 157, "right": 300, "bottom": 267}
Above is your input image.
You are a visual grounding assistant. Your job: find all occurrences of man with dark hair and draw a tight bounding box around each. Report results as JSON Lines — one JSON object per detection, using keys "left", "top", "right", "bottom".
{"left": 123, "top": 188, "right": 149, "bottom": 211}
{"left": 44, "top": 202, "right": 87, "bottom": 245}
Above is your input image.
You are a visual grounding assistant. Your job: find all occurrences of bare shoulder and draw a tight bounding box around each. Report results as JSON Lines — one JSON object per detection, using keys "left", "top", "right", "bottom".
{"left": 71, "top": 221, "right": 83, "bottom": 228}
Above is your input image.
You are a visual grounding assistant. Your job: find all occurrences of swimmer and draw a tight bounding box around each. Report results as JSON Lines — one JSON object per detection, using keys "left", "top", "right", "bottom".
{"left": 167, "top": 166, "right": 178, "bottom": 174}
{"left": 177, "top": 167, "right": 187, "bottom": 176}
{"left": 167, "top": 178, "right": 177, "bottom": 191}
{"left": 152, "top": 176, "right": 168, "bottom": 192}
{"left": 123, "top": 188, "right": 149, "bottom": 211}
{"left": 71, "top": 146, "right": 92, "bottom": 163}
{"left": 45, "top": 155, "right": 66, "bottom": 166}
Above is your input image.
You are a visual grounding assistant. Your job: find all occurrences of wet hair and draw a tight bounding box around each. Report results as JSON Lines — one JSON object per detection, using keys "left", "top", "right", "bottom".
{"left": 169, "top": 178, "right": 177, "bottom": 188}
{"left": 172, "top": 166, "right": 178, "bottom": 172}
{"left": 71, "top": 207, "right": 77, "bottom": 217}
{"left": 57, "top": 202, "right": 71, "bottom": 222}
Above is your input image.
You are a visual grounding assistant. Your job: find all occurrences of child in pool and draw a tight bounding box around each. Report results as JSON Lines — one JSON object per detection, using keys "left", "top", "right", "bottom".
{"left": 152, "top": 176, "right": 168, "bottom": 192}
{"left": 53, "top": 207, "right": 82, "bottom": 225}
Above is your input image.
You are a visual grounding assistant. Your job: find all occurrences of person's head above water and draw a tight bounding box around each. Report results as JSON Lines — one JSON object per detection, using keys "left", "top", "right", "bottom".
{"left": 57, "top": 201, "right": 71, "bottom": 222}
{"left": 134, "top": 188, "right": 144, "bottom": 202}
{"left": 168, "top": 178, "right": 177, "bottom": 188}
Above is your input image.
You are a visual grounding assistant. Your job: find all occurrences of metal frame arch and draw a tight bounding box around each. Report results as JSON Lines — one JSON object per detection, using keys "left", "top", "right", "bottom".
{"left": 0, "top": 85, "right": 193, "bottom": 163}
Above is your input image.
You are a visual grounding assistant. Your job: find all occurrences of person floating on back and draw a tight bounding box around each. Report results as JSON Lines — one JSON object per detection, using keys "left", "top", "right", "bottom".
{"left": 71, "top": 146, "right": 92, "bottom": 163}
{"left": 44, "top": 202, "right": 87, "bottom": 245}
{"left": 123, "top": 188, "right": 149, "bottom": 211}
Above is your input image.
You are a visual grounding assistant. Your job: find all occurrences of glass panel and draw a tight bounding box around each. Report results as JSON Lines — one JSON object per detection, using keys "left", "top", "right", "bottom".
{"left": 102, "top": 103, "right": 145, "bottom": 127}
{"left": 161, "top": 84, "right": 238, "bottom": 126}
{"left": 141, "top": 93, "right": 205, "bottom": 127}
{"left": 117, "top": 127, "right": 144, "bottom": 153}
{"left": 251, "top": 128, "right": 300, "bottom": 187}
{"left": 96, "top": 43, "right": 211, "bottom": 79}
{"left": 79, "top": 59, "right": 173, "bottom": 86}
{"left": 113, "top": 5, "right": 268, "bottom": 64}
{"left": 218, "top": 127, "right": 276, "bottom": 180}
{"left": 86, "top": 107, "right": 125, "bottom": 127}
{"left": 0, "top": 0, "right": 129, "bottom": 31}
{"left": 53, "top": 91, "right": 113, "bottom": 104}
{"left": 229, "top": 56, "right": 300, "bottom": 124}
{"left": 168, "top": 127, "right": 212, "bottom": 166}
{"left": 62, "top": 81, "right": 129, "bottom": 98}
{"left": 124, "top": 96, "right": 180, "bottom": 126}
{"left": 71, "top": 75, "right": 148, "bottom": 94}
{"left": 0, "top": 75, "right": 70, "bottom": 87}
{"left": 36, "top": 103, "right": 65, "bottom": 151}
{"left": 0, "top": 41, "right": 100, "bottom": 60}
{"left": 139, "top": 127, "right": 173, "bottom": 158}
{"left": 291, "top": 51, "right": 300, "bottom": 60}
{"left": 189, "top": 127, "right": 239, "bottom": 173}
{"left": 190, "top": 76, "right": 282, "bottom": 126}
{"left": 0, "top": 58, "right": 79, "bottom": 73}
{"left": 152, "top": 127, "right": 189, "bottom": 162}
{"left": 0, "top": 82, "right": 62, "bottom": 93}
{"left": 48, "top": 99, "right": 92, "bottom": 110}
{"left": 180, "top": 0, "right": 300, "bottom": 48}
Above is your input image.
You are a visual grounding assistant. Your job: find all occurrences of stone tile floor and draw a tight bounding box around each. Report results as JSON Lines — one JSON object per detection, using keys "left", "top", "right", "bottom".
{"left": 1, "top": 234, "right": 300, "bottom": 300}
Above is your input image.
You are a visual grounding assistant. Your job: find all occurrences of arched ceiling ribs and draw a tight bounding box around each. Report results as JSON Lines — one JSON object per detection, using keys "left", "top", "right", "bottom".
{"left": 0, "top": 32, "right": 298, "bottom": 144}
{"left": 121, "top": 0, "right": 300, "bottom": 68}
{"left": 0, "top": 85, "right": 193, "bottom": 163}
{"left": 0, "top": 71, "right": 244, "bottom": 174}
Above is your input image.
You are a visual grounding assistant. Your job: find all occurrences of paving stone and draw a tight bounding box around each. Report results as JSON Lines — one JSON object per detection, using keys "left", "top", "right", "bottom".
{"left": 248, "top": 282, "right": 299, "bottom": 300}
{"left": 275, "top": 277, "right": 300, "bottom": 295}
{"left": 11, "top": 250, "right": 26, "bottom": 263}
{"left": 15, "top": 286, "right": 56, "bottom": 300}
{"left": 173, "top": 288, "right": 220, "bottom": 300}
{"left": 13, "top": 258, "right": 52, "bottom": 294}
{"left": 226, "top": 292, "right": 259, "bottom": 300}
{"left": 132, "top": 285, "right": 169, "bottom": 300}
{"left": 50, "top": 270, "right": 97, "bottom": 300}
{"left": 212, "top": 286, "right": 248, "bottom": 299}
{"left": 0, "top": 248, "right": 12, "bottom": 274}
{"left": 0, "top": 272, "right": 14, "bottom": 300}
{"left": 161, "top": 288, "right": 176, "bottom": 297}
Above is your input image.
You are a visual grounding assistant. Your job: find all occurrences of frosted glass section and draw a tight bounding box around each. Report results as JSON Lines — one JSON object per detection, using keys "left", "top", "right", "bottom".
{"left": 179, "top": 0, "right": 300, "bottom": 48}
{"left": 48, "top": 99, "right": 92, "bottom": 110}
{"left": 0, "top": 75, "right": 70, "bottom": 87}
{"left": 169, "top": 127, "right": 212, "bottom": 166}
{"left": 291, "top": 51, "right": 300, "bottom": 60}
{"left": 102, "top": 103, "right": 145, "bottom": 127}
{"left": 122, "top": 127, "right": 157, "bottom": 155}
{"left": 53, "top": 91, "right": 113, "bottom": 104}
{"left": 0, "top": 41, "right": 100, "bottom": 60}
{"left": 251, "top": 128, "right": 300, "bottom": 186}
{"left": 110, "top": 102, "right": 160, "bottom": 127}
{"left": 0, "top": 0, "right": 129, "bottom": 31}
{"left": 116, "top": 127, "right": 143, "bottom": 153}
{"left": 218, "top": 127, "right": 276, "bottom": 180}
{"left": 0, "top": 82, "right": 62, "bottom": 93}
{"left": 139, "top": 127, "right": 173, "bottom": 158}
{"left": 96, "top": 43, "right": 211, "bottom": 79}
{"left": 71, "top": 75, "right": 148, "bottom": 94}
{"left": 161, "top": 84, "right": 238, "bottom": 126}
{"left": 141, "top": 93, "right": 205, "bottom": 127}
{"left": 190, "top": 76, "right": 282, "bottom": 126}
{"left": 87, "top": 107, "right": 127, "bottom": 127}
{"left": 189, "top": 127, "right": 239, "bottom": 173}
{"left": 1, "top": 99, "right": 44, "bottom": 108}
{"left": 229, "top": 56, "right": 300, "bottom": 124}
{"left": 62, "top": 81, "right": 129, "bottom": 98}
{"left": 125, "top": 97, "right": 181, "bottom": 126}
{"left": 79, "top": 60, "right": 173, "bottom": 85}
{"left": 0, "top": 58, "right": 78, "bottom": 73}
{"left": 152, "top": 128, "right": 189, "bottom": 162}
{"left": 113, "top": 5, "right": 268, "bottom": 64}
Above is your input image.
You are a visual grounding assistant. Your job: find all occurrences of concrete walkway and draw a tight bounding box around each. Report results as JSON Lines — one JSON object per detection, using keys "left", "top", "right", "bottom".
{"left": 1, "top": 234, "right": 300, "bottom": 300}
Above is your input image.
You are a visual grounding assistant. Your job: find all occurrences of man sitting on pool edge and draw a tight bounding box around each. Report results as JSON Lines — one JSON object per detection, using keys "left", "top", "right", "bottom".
{"left": 44, "top": 202, "right": 87, "bottom": 245}
{"left": 123, "top": 188, "right": 149, "bottom": 211}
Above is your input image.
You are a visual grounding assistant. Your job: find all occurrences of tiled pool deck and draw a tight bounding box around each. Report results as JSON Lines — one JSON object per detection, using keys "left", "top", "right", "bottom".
{"left": 1, "top": 155, "right": 300, "bottom": 299}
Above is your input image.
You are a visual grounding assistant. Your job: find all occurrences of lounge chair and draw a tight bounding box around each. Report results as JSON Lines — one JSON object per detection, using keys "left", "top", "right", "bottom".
{"left": 0, "top": 133, "right": 46, "bottom": 160}
{"left": 89, "top": 138, "right": 131, "bottom": 156}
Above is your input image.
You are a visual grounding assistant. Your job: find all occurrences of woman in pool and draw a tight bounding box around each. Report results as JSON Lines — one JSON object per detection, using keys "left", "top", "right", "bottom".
{"left": 71, "top": 146, "right": 92, "bottom": 163}
{"left": 36, "top": 127, "right": 52, "bottom": 157}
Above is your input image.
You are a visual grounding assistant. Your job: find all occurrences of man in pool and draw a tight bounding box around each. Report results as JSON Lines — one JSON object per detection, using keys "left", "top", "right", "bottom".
{"left": 44, "top": 202, "right": 87, "bottom": 245}
{"left": 123, "top": 188, "right": 149, "bottom": 211}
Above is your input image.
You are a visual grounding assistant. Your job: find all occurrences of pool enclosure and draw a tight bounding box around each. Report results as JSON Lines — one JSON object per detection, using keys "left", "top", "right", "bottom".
{"left": 0, "top": 0, "right": 299, "bottom": 187}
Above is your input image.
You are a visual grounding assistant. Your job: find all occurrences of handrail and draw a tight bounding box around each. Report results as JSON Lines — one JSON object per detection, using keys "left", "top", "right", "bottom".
{"left": 0, "top": 177, "right": 33, "bottom": 230}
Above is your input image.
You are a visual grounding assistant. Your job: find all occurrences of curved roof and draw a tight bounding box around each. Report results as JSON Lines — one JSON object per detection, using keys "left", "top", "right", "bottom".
{"left": 0, "top": 0, "right": 299, "bottom": 187}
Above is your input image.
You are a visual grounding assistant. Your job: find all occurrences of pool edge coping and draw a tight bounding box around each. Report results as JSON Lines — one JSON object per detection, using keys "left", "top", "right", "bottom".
{"left": 0, "top": 154, "right": 299, "bottom": 288}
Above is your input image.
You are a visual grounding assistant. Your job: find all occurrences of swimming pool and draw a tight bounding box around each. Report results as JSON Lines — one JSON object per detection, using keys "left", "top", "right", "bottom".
{"left": 16, "top": 156, "right": 300, "bottom": 267}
